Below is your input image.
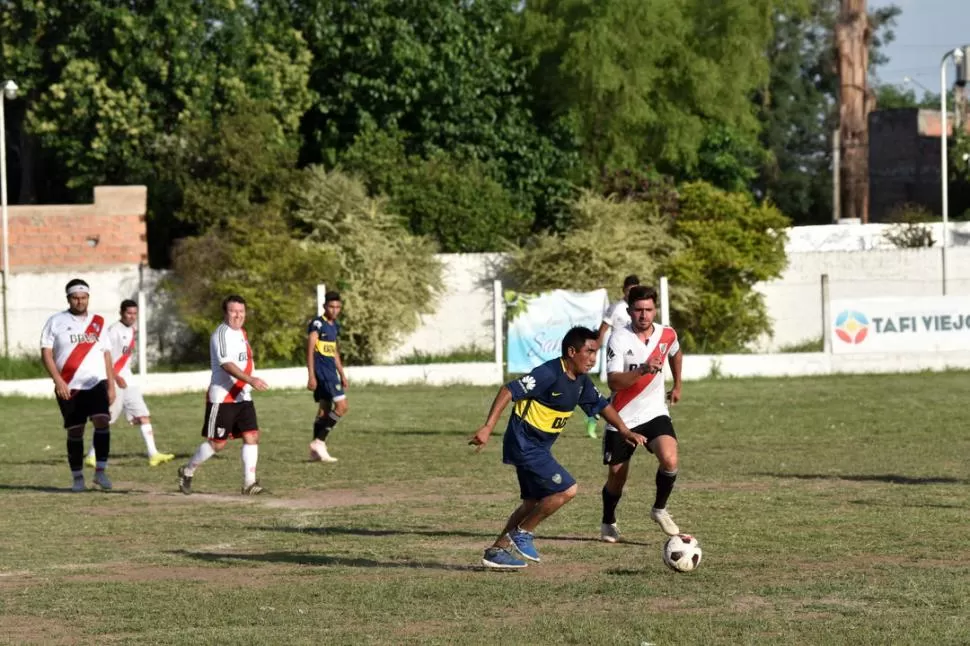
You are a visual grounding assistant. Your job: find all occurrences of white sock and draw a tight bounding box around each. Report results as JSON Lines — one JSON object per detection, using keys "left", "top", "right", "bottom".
{"left": 140, "top": 423, "right": 158, "bottom": 456}
{"left": 242, "top": 444, "right": 258, "bottom": 487}
{"left": 185, "top": 442, "right": 216, "bottom": 476}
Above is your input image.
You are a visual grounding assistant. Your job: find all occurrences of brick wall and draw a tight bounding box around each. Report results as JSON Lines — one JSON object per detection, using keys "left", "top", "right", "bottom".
{"left": 4, "top": 186, "right": 147, "bottom": 272}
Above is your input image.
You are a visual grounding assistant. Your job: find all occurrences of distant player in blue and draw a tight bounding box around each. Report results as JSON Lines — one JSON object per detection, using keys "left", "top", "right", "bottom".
{"left": 469, "top": 326, "right": 645, "bottom": 570}
{"left": 306, "top": 291, "right": 348, "bottom": 463}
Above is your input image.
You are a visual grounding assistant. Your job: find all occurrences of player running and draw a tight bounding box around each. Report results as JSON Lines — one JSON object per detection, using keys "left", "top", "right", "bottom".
{"left": 306, "top": 291, "right": 348, "bottom": 463}
{"left": 599, "top": 285, "right": 684, "bottom": 543}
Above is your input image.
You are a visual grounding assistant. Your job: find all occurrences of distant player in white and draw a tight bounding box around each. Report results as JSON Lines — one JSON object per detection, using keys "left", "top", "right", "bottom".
{"left": 40, "top": 278, "right": 116, "bottom": 492}
{"left": 586, "top": 274, "right": 641, "bottom": 439}
{"left": 599, "top": 284, "right": 684, "bottom": 542}
{"left": 178, "top": 294, "right": 269, "bottom": 495}
{"left": 84, "top": 300, "right": 174, "bottom": 468}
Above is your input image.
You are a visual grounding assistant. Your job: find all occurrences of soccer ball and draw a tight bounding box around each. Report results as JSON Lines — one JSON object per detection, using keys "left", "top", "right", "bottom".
{"left": 662, "top": 534, "right": 702, "bottom": 572}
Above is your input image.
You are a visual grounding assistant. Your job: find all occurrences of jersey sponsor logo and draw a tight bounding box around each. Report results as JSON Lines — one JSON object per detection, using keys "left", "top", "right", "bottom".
{"left": 514, "top": 399, "right": 571, "bottom": 433}
{"left": 519, "top": 375, "right": 536, "bottom": 392}
{"left": 69, "top": 333, "right": 100, "bottom": 343}
{"left": 315, "top": 340, "right": 337, "bottom": 357}
{"left": 238, "top": 351, "right": 247, "bottom": 362}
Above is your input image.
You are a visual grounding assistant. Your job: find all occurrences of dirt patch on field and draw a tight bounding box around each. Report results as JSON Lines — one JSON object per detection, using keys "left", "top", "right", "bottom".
{"left": 63, "top": 564, "right": 279, "bottom": 587}
{"left": 0, "top": 614, "right": 76, "bottom": 645}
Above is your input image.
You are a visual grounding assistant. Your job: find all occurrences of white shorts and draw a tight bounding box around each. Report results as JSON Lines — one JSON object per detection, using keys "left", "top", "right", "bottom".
{"left": 110, "top": 383, "right": 151, "bottom": 424}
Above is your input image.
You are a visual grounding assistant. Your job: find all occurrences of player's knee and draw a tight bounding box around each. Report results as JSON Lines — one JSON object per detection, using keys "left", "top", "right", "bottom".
{"left": 241, "top": 430, "right": 260, "bottom": 444}
{"left": 334, "top": 399, "right": 349, "bottom": 416}
{"left": 66, "top": 425, "right": 85, "bottom": 438}
{"left": 91, "top": 414, "right": 110, "bottom": 429}
{"left": 209, "top": 439, "right": 228, "bottom": 452}
{"left": 562, "top": 484, "right": 579, "bottom": 501}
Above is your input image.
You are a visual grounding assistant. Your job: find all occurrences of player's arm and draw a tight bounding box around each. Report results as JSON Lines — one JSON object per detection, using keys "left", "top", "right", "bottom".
{"left": 41, "top": 347, "right": 71, "bottom": 400}
{"left": 596, "top": 320, "right": 611, "bottom": 348}
{"left": 334, "top": 342, "right": 347, "bottom": 388}
{"left": 109, "top": 329, "right": 127, "bottom": 389}
{"left": 599, "top": 404, "right": 647, "bottom": 448}
{"left": 222, "top": 361, "right": 269, "bottom": 391}
{"left": 306, "top": 330, "right": 319, "bottom": 390}
{"left": 607, "top": 362, "right": 654, "bottom": 392}
{"left": 103, "top": 349, "right": 116, "bottom": 405}
{"left": 468, "top": 386, "right": 513, "bottom": 452}
{"left": 667, "top": 349, "right": 683, "bottom": 404}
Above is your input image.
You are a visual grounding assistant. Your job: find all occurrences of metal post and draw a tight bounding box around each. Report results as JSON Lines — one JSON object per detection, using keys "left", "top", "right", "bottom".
{"left": 832, "top": 130, "right": 841, "bottom": 223}
{"left": 316, "top": 283, "right": 327, "bottom": 315}
{"left": 0, "top": 91, "right": 8, "bottom": 356}
{"left": 659, "top": 276, "right": 671, "bottom": 326}
{"left": 137, "top": 290, "right": 148, "bottom": 378}
{"left": 821, "top": 274, "right": 832, "bottom": 354}
{"left": 492, "top": 279, "right": 503, "bottom": 368}
{"left": 941, "top": 52, "right": 953, "bottom": 296}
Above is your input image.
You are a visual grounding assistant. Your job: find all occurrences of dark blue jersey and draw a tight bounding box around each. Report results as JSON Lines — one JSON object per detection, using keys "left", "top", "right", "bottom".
{"left": 308, "top": 316, "right": 340, "bottom": 379}
{"left": 502, "top": 358, "right": 609, "bottom": 465}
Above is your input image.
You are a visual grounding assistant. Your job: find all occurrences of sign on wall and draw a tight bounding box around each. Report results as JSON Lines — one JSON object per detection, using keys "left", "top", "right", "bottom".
{"left": 830, "top": 296, "right": 970, "bottom": 354}
{"left": 506, "top": 289, "right": 608, "bottom": 373}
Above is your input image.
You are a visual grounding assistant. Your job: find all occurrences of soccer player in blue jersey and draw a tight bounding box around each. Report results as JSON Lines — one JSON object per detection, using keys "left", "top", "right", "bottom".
{"left": 306, "top": 291, "right": 348, "bottom": 463}
{"left": 469, "top": 326, "right": 646, "bottom": 569}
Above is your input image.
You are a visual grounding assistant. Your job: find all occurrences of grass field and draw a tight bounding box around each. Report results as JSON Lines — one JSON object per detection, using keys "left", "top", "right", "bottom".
{"left": 1, "top": 372, "right": 970, "bottom": 645}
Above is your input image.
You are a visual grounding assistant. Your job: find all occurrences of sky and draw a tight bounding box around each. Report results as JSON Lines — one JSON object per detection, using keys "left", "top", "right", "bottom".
{"left": 870, "top": 0, "right": 970, "bottom": 95}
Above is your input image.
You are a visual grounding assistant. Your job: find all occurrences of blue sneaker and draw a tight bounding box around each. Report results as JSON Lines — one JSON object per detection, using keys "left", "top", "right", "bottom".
{"left": 507, "top": 528, "right": 541, "bottom": 562}
{"left": 481, "top": 547, "right": 527, "bottom": 570}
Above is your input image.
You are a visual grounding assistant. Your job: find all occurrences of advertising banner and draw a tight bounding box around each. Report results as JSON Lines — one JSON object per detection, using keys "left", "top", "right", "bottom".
{"left": 506, "top": 289, "right": 608, "bottom": 373}
{"left": 830, "top": 296, "right": 970, "bottom": 354}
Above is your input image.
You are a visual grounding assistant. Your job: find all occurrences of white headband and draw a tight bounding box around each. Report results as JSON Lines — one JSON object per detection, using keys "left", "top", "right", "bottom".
{"left": 66, "top": 285, "right": 90, "bottom": 295}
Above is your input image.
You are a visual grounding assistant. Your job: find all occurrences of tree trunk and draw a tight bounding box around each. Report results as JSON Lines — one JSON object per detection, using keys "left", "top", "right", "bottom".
{"left": 835, "top": 0, "right": 871, "bottom": 223}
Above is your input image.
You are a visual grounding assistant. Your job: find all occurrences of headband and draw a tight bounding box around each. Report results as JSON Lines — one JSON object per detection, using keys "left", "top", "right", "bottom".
{"left": 66, "top": 285, "right": 90, "bottom": 296}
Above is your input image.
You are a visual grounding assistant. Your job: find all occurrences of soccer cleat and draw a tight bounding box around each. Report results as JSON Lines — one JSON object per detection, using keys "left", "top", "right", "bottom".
{"left": 507, "top": 528, "right": 541, "bottom": 563}
{"left": 241, "top": 481, "right": 266, "bottom": 496}
{"left": 148, "top": 452, "right": 176, "bottom": 467}
{"left": 93, "top": 471, "right": 112, "bottom": 491}
{"left": 600, "top": 522, "right": 621, "bottom": 543}
{"left": 71, "top": 475, "right": 86, "bottom": 492}
{"left": 84, "top": 453, "right": 96, "bottom": 468}
{"left": 651, "top": 507, "right": 680, "bottom": 536}
{"left": 586, "top": 416, "right": 598, "bottom": 439}
{"left": 309, "top": 440, "right": 338, "bottom": 463}
{"left": 177, "top": 466, "right": 193, "bottom": 495}
{"left": 481, "top": 547, "right": 527, "bottom": 570}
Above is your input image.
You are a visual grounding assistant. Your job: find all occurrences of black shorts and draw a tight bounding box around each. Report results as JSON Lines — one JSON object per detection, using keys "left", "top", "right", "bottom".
{"left": 57, "top": 380, "right": 110, "bottom": 428}
{"left": 201, "top": 401, "right": 259, "bottom": 441}
{"left": 603, "top": 416, "right": 677, "bottom": 465}
{"left": 313, "top": 376, "right": 346, "bottom": 403}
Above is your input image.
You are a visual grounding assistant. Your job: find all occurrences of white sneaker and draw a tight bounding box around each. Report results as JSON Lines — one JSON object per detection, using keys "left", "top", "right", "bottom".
{"left": 71, "top": 476, "right": 86, "bottom": 492}
{"left": 650, "top": 507, "right": 679, "bottom": 536}
{"left": 93, "top": 471, "right": 113, "bottom": 491}
{"left": 309, "top": 440, "right": 338, "bottom": 463}
{"left": 600, "top": 522, "right": 621, "bottom": 543}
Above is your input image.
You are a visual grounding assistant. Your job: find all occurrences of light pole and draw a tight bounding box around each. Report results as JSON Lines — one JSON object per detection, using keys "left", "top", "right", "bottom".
{"left": 1, "top": 79, "right": 18, "bottom": 357}
{"left": 940, "top": 49, "right": 966, "bottom": 296}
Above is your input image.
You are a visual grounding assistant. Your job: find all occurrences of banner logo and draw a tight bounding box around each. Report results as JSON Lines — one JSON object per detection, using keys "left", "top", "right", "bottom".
{"left": 834, "top": 310, "right": 869, "bottom": 344}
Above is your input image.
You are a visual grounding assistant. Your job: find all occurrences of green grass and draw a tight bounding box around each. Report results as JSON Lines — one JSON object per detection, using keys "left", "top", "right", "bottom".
{"left": 0, "top": 354, "right": 48, "bottom": 379}
{"left": 392, "top": 344, "right": 494, "bottom": 364}
{"left": 776, "top": 337, "right": 824, "bottom": 353}
{"left": 2, "top": 373, "right": 970, "bottom": 645}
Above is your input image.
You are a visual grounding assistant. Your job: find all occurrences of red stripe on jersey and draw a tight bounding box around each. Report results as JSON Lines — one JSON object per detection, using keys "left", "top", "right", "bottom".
{"left": 224, "top": 328, "right": 253, "bottom": 403}
{"left": 113, "top": 329, "right": 136, "bottom": 374}
{"left": 611, "top": 327, "right": 677, "bottom": 412}
{"left": 60, "top": 315, "right": 105, "bottom": 385}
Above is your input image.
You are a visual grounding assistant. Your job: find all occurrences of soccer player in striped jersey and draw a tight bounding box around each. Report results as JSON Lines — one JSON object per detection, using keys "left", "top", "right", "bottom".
{"left": 40, "top": 278, "right": 116, "bottom": 492}
{"left": 469, "top": 326, "right": 645, "bottom": 569}
{"left": 85, "top": 300, "right": 174, "bottom": 467}
{"left": 600, "top": 285, "right": 684, "bottom": 543}
{"left": 306, "top": 291, "right": 348, "bottom": 463}
{"left": 177, "top": 295, "right": 269, "bottom": 495}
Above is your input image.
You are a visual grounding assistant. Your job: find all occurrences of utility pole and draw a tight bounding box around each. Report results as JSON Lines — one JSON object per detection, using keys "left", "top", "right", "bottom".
{"left": 835, "top": 0, "right": 871, "bottom": 223}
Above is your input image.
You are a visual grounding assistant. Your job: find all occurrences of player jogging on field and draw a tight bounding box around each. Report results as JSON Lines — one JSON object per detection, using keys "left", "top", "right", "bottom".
{"left": 306, "top": 291, "right": 348, "bottom": 462}
{"left": 40, "top": 278, "right": 116, "bottom": 492}
{"left": 599, "top": 285, "right": 684, "bottom": 543}
{"left": 178, "top": 294, "right": 269, "bottom": 495}
{"left": 469, "top": 326, "right": 645, "bottom": 569}
{"left": 85, "top": 299, "right": 174, "bottom": 467}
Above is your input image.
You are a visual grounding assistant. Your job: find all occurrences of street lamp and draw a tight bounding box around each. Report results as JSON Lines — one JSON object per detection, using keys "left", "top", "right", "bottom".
{"left": 940, "top": 49, "right": 967, "bottom": 296}
{"left": 1, "top": 79, "right": 17, "bottom": 357}
{"left": 903, "top": 76, "right": 932, "bottom": 95}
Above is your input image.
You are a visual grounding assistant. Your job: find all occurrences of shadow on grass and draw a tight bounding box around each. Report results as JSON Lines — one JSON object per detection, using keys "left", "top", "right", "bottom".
{"left": 247, "top": 525, "right": 651, "bottom": 546}
{"left": 6, "top": 452, "right": 193, "bottom": 466}
{"left": 0, "top": 483, "right": 134, "bottom": 494}
{"left": 755, "top": 473, "right": 968, "bottom": 485}
{"left": 169, "top": 549, "right": 481, "bottom": 571}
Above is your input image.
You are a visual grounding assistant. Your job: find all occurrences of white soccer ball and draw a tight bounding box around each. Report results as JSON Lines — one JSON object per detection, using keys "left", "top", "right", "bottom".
{"left": 662, "top": 534, "right": 702, "bottom": 572}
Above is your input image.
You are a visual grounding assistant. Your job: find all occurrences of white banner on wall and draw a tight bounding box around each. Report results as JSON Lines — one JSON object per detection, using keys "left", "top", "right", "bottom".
{"left": 830, "top": 296, "right": 970, "bottom": 354}
{"left": 506, "top": 288, "right": 608, "bottom": 373}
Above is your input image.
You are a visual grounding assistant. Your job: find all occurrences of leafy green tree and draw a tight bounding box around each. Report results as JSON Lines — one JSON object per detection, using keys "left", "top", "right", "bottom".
{"left": 291, "top": 169, "right": 442, "bottom": 364}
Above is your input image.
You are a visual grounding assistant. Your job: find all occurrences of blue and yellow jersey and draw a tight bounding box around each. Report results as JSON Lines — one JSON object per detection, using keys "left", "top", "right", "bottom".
{"left": 308, "top": 316, "right": 340, "bottom": 380}
{"left": 502, "top": 358, "right": 609, "bottom": 464}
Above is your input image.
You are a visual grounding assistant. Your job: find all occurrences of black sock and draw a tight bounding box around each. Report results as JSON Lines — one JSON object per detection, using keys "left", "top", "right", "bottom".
{"left": 67, "top": 436, "right": 84, "bottom": 472}
{"left": 313, "top": 417, "right": 331, "bottom": 442}
{"left": 93, "top": 428, "right": 110, "bottom": 463}
{"left": 602, "top": 486, "right": 622, "bottom": 524}
{"left": 654, "top": 469, "right": 678, "bottom": 509}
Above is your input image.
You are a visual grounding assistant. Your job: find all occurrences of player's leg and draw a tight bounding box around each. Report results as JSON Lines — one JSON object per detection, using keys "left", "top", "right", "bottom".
{"left": 88, "top": 385, "right": 124, "bottom": 467}
{"left": 600, "top": 427, "right": 638, "bottom": 542}
{"left": 126, "top": 385, "right": 173, "bottom": 465}
{"left": 238, "top": 402, "right": 263, "bottom": 494}
{"left": 506, "top": 459, "right": 578, "bottom": 562}
{"left": 66, "top": 424, "right": 87, "bottom": 492}
{"left": 310, "top": 383, "right": 344, "bottom": 462}
{"left": 586, "top": 414, "right": 599, "bottom": 439}
{"left": 179, "top": 402, "right": 228, "bottom": 494}
{"left": 88, "top": 382, "right": 112, "bottom": 490}
{"left": 481, "top": 498, "right": 537, "bottom": 569}
{"left": 646, "top": 417, "right": 680, "bottom": 536}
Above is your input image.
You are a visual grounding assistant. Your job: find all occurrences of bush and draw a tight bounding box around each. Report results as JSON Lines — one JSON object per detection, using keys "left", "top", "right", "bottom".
{"left": 291, "top": 168, "right": 442, "bottom": 363}
{"left": 664, "top": 181, "right": 789, "bottom": 352}
{"left": 883, "top": 203, "right": 935, "bottom": 249}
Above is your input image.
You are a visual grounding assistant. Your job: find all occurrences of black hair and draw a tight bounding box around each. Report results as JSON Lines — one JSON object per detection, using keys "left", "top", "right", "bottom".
{"left": 626, "top": 285, "right": 658, "bottom": 306}
{"left": 65, "top": 278, "right": 89, "bottom": 293}
{"left": 222, "top": 294, "right": 247, "bottom": 312}
{"left": 622, "top": 274, "right": 640, "bottom": 290}
{"left": 120, "top": 299, "right": 138, "bottom": 312}
{"left": 561, "top": 326, "right": 598, "bottom": 357}
{"left": 324, "top": 291, "right": 341, "bottom": 304}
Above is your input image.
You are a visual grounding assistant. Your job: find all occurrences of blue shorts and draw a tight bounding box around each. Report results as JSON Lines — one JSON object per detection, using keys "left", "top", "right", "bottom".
{"left": 313, "top": 376, "right": 346, "bottom": 403}
{"left": 514, "top": 454, "right": 576, "bottom": 500}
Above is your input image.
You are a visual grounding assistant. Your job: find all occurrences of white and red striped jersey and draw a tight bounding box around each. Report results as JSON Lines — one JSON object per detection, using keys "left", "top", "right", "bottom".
{"left": 605, "top": 323, "right": 680, "bottom": 430}
{"left": 208, "top": 323, "right": 254, "bottom": 404}
{"left": 40, "top": 310, "right": 109, "bottom": 391}
{"left": 603, "top": 298, "right": 632, "bottom": 330}
{"left": 106, "top": 321, "right": 137, "bottom": 379}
